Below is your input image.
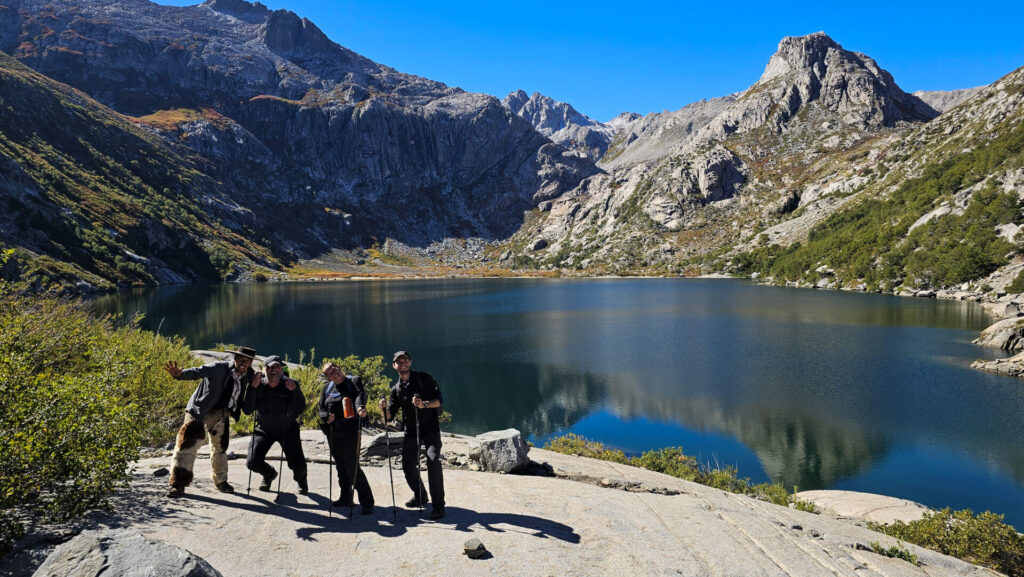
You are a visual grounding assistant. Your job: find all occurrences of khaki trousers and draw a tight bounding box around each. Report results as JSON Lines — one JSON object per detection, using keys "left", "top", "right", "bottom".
{"left": 169, "top": 408, "right": 231, "bottom": 489}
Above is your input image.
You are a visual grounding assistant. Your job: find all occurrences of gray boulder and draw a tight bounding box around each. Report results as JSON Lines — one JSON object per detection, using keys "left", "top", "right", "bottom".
{"left": 468, "top": 429, "right": 530, "bottom": 473}
{"left": 362, "top": 430, "right": 405, "bottom": 458}
{"left": 33, "top": 529, "right": 221, "bottom": 577}
{"left": 992, "top": 301, "right": 1022, "bottom": 318}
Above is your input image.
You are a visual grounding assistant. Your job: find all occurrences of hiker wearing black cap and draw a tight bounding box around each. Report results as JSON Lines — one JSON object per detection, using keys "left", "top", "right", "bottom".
{"left": 242, "top": 355, "right": 308, "bottom": 494}
{"left": 163, "top": 346, "right": 258, "bottom": 498}
{"left": 378, "top": 351, "right": 446, "bottom": 520}
{"left": 318, "top": 362, "right": 374, "bottom": 514}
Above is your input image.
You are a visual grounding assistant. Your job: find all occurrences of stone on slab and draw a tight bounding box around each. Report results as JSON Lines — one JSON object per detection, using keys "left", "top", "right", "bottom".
{"left": 33, "top": 529, "right": 221, "bottom": 577}
{"left": 468, "top": 428, "right": 530, "bottom": 473}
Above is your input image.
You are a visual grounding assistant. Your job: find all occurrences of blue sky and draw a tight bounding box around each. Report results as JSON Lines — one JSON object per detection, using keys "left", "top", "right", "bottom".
{"left": 160, "top": 0, "right": 1024, "bottom": 121}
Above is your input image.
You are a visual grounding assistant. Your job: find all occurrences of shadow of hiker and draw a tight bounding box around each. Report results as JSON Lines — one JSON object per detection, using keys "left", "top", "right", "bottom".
{"left": 178, "top": 491, "right": 412, "bottom": 541}
{"left": 429, "top": 507, "right": 580, "bottom": 544}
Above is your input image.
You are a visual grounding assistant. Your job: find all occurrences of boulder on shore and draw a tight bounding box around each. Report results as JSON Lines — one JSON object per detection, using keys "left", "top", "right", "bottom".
{"left": 973, "top": 316, "right": 1024, "bottom": 351}
{"left": 33, "top": 529, "right": 221, "bottom": 577}
{"left": 362, "top": 430, "right": 405, "bottom": 458}
{"left": 468, "top": 428, "right": 530, "bottom": 473}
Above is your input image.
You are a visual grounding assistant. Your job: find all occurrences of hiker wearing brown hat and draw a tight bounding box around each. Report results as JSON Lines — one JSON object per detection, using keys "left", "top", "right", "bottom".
{"left": 163, "top": 346, "right": 258, "bottom": 498}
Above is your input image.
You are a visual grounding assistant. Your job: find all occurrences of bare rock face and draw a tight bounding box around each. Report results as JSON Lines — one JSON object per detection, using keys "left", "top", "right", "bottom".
{"left": 32, "top": 529, "right": 222, "bottom": 577}
{"left": 696, "top": 146, "right": 747, "bottom": 202}
{"left": 503, "top": 90, "right": 615, "bottom": 161}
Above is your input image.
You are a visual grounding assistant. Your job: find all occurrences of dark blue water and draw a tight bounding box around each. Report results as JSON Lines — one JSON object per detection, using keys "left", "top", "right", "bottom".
{"left": 92, "top": 278, "right": 1024, "bottom": 527}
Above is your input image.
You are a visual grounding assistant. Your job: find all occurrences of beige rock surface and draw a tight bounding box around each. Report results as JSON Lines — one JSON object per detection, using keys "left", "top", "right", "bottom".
{"left": 793, "top": 490, "right": 930, "bottom": 525}
{"left": 44, "top": 431, "right": 999, "bottom": 577}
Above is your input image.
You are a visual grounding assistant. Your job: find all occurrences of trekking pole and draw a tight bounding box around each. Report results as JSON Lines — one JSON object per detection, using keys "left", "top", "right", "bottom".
{"left": 326, "top": 429, "right": 333, "bottom": 518}
{"left": 246, "top": 417, "right": 254, "bottom": 495}
{"left": 350, "top": 417, "right": 362, "bottom": 518}
{"left": 413, "top": 394, "right": 423, "bottom": 517}
{"left": 275, "top": 442, "right": 284, "bottom": 502}
{"left": 382, "top": 399, "right": 396, "bottom": 522}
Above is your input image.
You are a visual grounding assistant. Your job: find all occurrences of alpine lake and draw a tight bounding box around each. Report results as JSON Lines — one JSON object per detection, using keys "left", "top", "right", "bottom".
{"left": 92, "top": 278, "right": 1024, "bottom": 528}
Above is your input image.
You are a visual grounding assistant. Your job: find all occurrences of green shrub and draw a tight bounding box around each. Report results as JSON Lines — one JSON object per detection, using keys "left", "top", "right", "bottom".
{"left": 543, "top": 433, "right": 629, "bottom": 463}
{"left": 870, "top": 541, "right": 919, "bottom": 565}
{"left": 749, "top": 482, "right": 791, "bottom": 506}
{"left": 869, "top": 508, "right": 1024, "bottom": 576}
{"left": 629, "top": 447, "right": 700, "bottom": 481}
{"left": 1008, "top": 270, "right": 1024, "bottom": 294}
{"left": 792, "top": 498, "right": 818, "bottom": 513}
{"left": 697, "top": 465, "right": 749, "bottom": 493}
{"left": 0, "top": 277, "right": 187, "bottom": 552}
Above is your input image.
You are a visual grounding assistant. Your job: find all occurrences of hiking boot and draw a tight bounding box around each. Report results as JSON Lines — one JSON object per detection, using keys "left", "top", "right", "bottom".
{"left": 297, "top": 479, "right": 308, "bottom": 495}
{"left": 429, "top": 506, "right": 446, "bottom": 520}
{"left": 405, "top": 495, "right": 428, "bottom": 507}
{"left": 166, "top": 486, "right": 185, "bottom": 498}
{"left": 259, "top": 470, "right": 277, "bottom": 492}
{"left": 215, "top": 481, "right": 234, "bottom": 493}
{"left": 361, "top": 503, "right": 374, "bottom": 515}
{"left": 331, "top": 497, "right": 353, "bottom": 507}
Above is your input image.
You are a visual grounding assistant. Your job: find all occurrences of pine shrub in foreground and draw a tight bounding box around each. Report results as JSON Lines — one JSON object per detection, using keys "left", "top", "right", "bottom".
{"left": 0, "top": 250, "right": 196, "bottom": 554}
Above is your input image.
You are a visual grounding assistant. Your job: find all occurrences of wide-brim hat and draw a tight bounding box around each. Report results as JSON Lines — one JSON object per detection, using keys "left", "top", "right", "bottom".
{"left": 225, "top": 346, "right": 256, "bottom": 359}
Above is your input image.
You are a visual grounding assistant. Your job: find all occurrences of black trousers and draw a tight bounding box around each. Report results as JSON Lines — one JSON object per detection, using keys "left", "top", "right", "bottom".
{"left": 403, "top": 429, "right": 444, "bottom": 508}
{"left": 247, "top": 423, "right": 307, "bottom": 482}
{"left": 326, "top": 426, "right": 374, "bottom": 506}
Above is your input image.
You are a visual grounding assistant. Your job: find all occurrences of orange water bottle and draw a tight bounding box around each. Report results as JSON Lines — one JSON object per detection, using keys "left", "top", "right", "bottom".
{"left": 342, "top": 397, "right": 355, "bottom": 419}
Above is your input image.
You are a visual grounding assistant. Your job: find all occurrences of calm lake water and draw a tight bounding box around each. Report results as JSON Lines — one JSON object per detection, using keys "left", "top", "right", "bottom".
{"left": 93, "top": 278, "right": 1024, "bottom": 527}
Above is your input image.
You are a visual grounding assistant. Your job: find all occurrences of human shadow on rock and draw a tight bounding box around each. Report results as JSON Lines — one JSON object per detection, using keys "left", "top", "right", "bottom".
{"left": 434, "top": 507, "right": 580, "bottom": 544}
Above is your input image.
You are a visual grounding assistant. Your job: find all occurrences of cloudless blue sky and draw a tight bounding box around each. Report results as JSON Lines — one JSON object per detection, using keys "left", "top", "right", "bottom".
{"left": 160, "top": 0, "right": 1024, "bottom": 121}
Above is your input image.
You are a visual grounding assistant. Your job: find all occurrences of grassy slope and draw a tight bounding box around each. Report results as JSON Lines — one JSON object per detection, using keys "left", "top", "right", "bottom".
{"left": 0, "top": 51, "right": 276, "bottom": 288}
{"left": 732, "top": 68, "right": 1024, "bottom": 290}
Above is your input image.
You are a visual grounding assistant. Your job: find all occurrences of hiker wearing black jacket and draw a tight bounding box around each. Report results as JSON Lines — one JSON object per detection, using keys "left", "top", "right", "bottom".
{"left": 378, "top": 350, "right": 446, "bottom": 520}
{"left": 318, "top": 362, "right": 374, "bottom": 514}
{"left": 163, "top": 346, "right": 257, "bottom": 498}
{"left": 242, "top": 356, "right": 308, "bottom": 493}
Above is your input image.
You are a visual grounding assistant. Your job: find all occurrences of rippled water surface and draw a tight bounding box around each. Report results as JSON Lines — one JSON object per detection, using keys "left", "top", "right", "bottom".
{"left": 93, "top": 278, "right": 1024, "bottom": 526}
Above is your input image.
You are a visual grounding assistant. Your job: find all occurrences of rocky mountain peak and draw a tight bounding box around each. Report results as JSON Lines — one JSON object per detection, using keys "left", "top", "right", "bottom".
{"left": 758, "top": 31, "right": 839, "bottom": 84}
{"left": 504, "top": 89, "right": 530, "bottom": 113}
{"left": 258, "top": 9, "right": 335, "bottom": 60}
{"left": 200, "top": 0, "right": 270, "bottom": 23}
{"left": 607, "top": 112, "right": 641, "bottom": 131}
{"left": 500, "top": 90, "right": 614, "bottom": 161}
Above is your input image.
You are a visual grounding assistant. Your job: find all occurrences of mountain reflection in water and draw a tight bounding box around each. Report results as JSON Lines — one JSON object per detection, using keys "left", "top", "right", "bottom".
{"left": 93, "top": 278, "right": 1024, "bottom": 526}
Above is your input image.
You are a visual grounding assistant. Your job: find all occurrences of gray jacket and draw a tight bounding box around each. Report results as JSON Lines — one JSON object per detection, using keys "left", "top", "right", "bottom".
{"left": 176, "top": 361, "right": 253, "bottom": 418}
